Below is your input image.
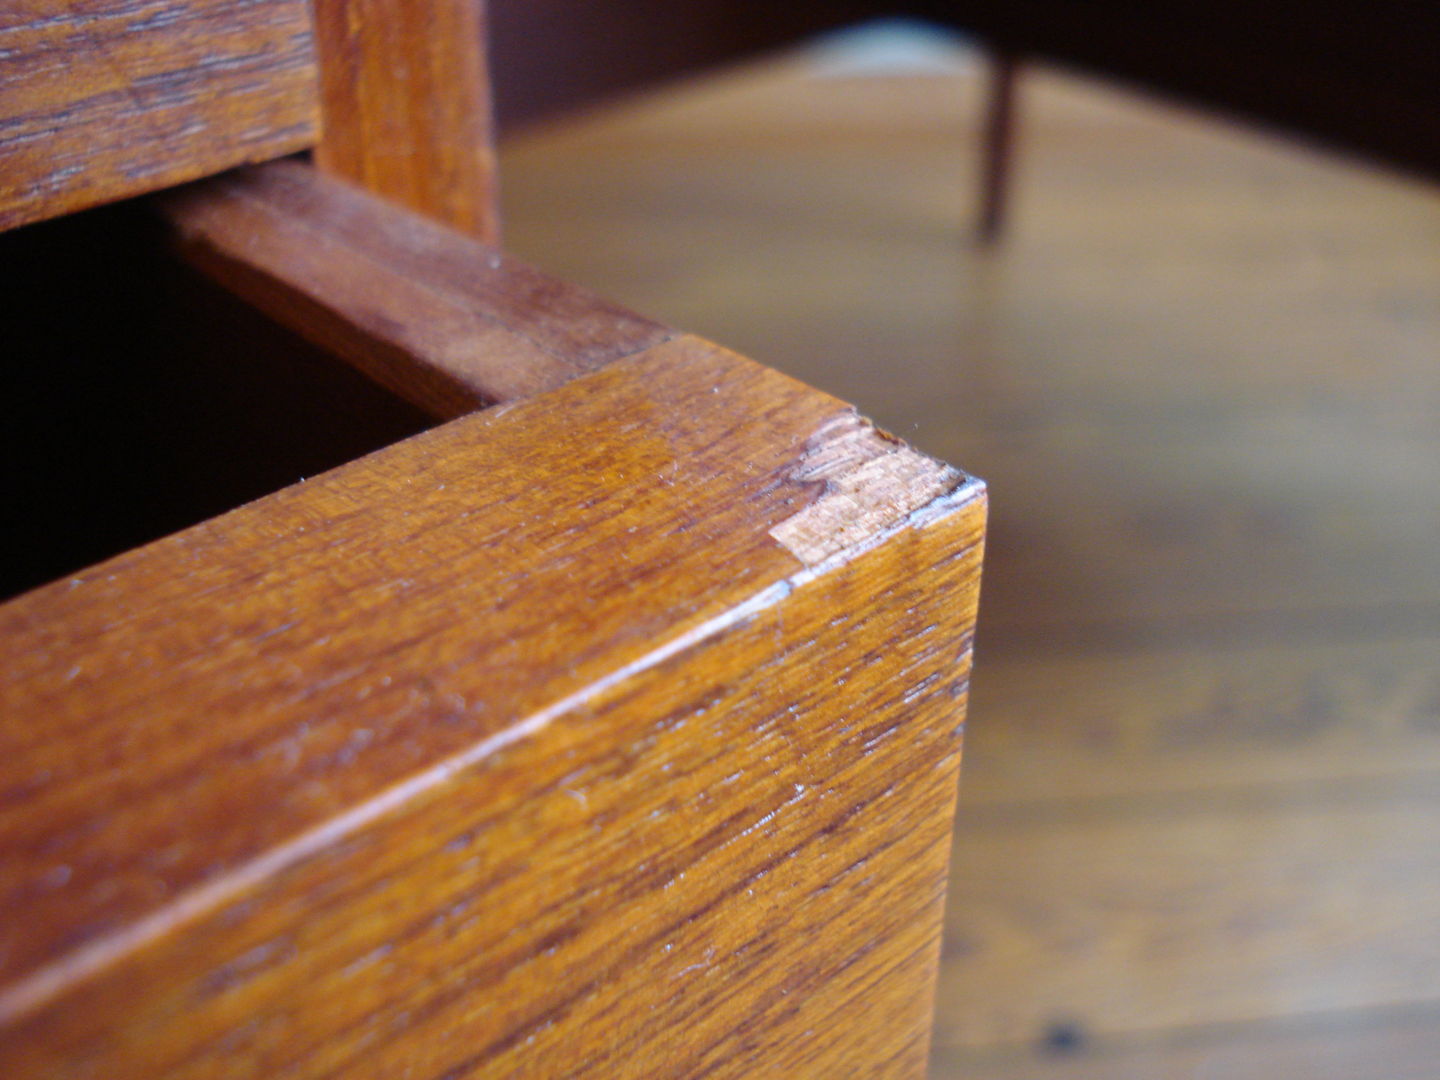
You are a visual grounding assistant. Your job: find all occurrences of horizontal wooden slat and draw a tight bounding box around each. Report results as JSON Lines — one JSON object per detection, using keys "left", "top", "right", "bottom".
{"left": 161, "top": 160, "right": 676, "bottom": 417}
{"left": 0, "top": 0, "right": 319, "bottom": 232}
{"left": 0, "top": 334, "right": 984, "bottom": 1077}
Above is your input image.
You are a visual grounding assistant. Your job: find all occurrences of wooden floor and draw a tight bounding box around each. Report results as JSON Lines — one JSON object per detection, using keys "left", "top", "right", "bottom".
{"left": 498, "top": 29, "right": 1440, "bottom": 1078}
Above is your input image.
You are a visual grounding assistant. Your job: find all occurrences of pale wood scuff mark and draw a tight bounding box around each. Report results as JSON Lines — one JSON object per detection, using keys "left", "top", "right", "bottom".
{"left": 771, "top": 411, "right": 966, "bottom": 566}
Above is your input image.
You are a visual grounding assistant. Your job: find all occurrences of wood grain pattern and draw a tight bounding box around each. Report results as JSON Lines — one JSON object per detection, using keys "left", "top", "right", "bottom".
{"left": 490, "top": 51, "right": 1440, "bottom": 1075}
{"left": 161, "top": 160, "right": 675, "bottom": 417}
{"left": 936, "top": 788, "right": 1440, "bottom": 1049}
{"left": 313, "top": 0, "right": 500, "bottom": 241}
{"left": 0, "top": 335, "right": 985, "bottom": 1078}
{"left": 0, "top": 0, "right": 319, "bottom": 232}
{"left": 954, "top": 636, "right": 1440, "bottom": 808}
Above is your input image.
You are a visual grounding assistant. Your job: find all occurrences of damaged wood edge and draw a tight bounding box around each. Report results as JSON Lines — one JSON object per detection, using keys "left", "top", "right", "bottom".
{"left": 0, "top": 465, "right": 983, "bottom": 1032}
{"left": 771, "top": 410, "right": 978, "bottom": 567}
{"left": 156, "top": 160, "right": 676, "bottom": 419}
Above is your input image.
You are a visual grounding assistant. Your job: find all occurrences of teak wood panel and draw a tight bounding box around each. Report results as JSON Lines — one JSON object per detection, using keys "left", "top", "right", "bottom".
{"left": 0, "top": 0, "right": 320, "bottom": 232}
{"left": 0, "top": 335, "right": 985, "bottom": 1078}
{"left": 162, "top": 161, "right": 673, "bottom": 417}
{"left": 312, "top": 0, "right": 500, "bottom": 241}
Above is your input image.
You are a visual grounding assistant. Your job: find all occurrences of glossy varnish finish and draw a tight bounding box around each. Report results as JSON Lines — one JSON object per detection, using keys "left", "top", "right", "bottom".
{"left": 0, "top": 0, "right": 319, "bottom": 231}
{"left": 162, "top": 160, "right": 674, "bottom": 418}
{"left": 0, "top": 336, "right": 985, "bottom": 1077}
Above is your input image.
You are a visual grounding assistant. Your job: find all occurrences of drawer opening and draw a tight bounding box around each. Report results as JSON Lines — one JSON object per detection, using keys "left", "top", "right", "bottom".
{"left": 1, "top": 201, "right": 437, "bottom": 602}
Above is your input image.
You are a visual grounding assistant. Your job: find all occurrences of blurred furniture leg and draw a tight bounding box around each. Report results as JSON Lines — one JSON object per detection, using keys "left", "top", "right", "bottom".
{"left": 978, "top": 47, "right": 1021, "bottom": 244}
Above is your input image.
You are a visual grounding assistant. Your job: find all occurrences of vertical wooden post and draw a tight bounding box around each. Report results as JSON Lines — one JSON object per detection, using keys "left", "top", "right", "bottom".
{"left": 312, "top": 0, "right": 501, "bottom": 243}
{"left": 977, "top": 48, "right": 1019, "bottom": 245}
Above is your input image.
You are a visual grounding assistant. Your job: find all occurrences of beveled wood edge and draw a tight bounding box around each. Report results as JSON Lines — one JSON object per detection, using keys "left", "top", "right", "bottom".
{"left": 0, "top": 331, "right": 986, "bottom": 1026}
{"left": 158, "top": 159, "right": 676, "bottom": 418}
{"left": 0, "top": 488, "right": 987, "bottom": 1031}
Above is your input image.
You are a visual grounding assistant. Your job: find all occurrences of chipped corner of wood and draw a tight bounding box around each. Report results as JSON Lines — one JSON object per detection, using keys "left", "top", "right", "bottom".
{"left": 770, "top": 409, "right": 986, "bottom": 569}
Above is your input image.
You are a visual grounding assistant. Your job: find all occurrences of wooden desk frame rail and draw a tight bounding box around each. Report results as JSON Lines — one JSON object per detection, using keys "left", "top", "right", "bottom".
{"left": 0, "top": 158, "right": 986, "bottom": 1078}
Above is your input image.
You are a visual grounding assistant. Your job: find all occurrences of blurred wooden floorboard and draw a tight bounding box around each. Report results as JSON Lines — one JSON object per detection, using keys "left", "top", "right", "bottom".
{"left": 929, "top": 1002, "right": 1440, "bottom": 1080}
{"left": 499, "top": 30, "right": 1440, "bottom": 1079}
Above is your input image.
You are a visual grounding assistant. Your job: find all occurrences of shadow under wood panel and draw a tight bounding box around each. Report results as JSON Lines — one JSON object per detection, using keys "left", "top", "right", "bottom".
{"left": 913, "top": 0, "right": 1440, "bottom": 182}
{"left": 486, "top": 0, "right": 868, "bottom": 131}
{"left": 0, "top": 0, "right": 319, "bottom": 231}
{"left": 0, "top": 335, "right": 985, "bottom": 1078}
{"left": 0, "top": 200, "right": 433, "bottom": 602}
{"left": 2, "top": 158, "right": 671, "bottom": 600}
{"left": 159, "top": 160, "right": 676, "bottom": 419}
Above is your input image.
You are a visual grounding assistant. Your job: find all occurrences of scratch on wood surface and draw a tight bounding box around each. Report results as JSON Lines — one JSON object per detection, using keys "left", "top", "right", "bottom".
{"left": 771, "top": 411, "right": 965, "bottom": 566}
